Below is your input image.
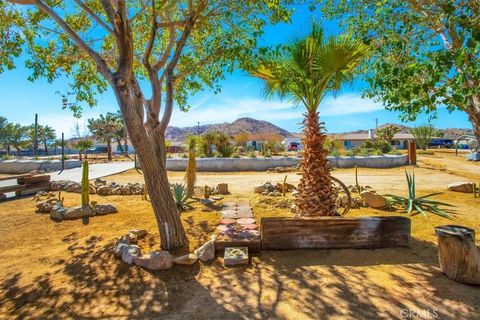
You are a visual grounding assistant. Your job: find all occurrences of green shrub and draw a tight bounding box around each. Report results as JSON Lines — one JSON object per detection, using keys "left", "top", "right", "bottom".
{"left": 359, "top": 140, "right": 392, "bottom": 153}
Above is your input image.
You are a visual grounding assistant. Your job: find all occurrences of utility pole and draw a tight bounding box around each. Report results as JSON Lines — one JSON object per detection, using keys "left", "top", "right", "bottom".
{"left": 61, "top": 132, "right": 65, "bottom": 171}
{"left": 34, "top": 113, "right": 38, "bottom": 158}
{"left": 375, "top": 118, "right": 379, "bottom": 131}
{"left": 197, "top": 121, "right": 200, "bottom": 136}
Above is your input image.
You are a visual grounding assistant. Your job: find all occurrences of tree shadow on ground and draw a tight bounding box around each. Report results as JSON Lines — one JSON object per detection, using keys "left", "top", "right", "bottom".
{"left": 0, "top": 235, "right": 237, "bottom": 319}
{"left": 1, "top": 236, "right": 479, "bottom": 319}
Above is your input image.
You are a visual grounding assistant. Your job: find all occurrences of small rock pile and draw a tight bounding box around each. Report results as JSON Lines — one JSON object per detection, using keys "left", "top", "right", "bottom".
{"left": 112, "top": 230, "right": 215, "bottom": 270}
{"left": 254, "top": 181, "right": 296, "bottom": 197}
{"left": 267, "top": 166, "right": 298, "bottom": 173}
{"left": 50, "top": 179, "right": 145, "bottom": 195}
{"left": 446, "top": 182, "right": 475, "bottom": 193}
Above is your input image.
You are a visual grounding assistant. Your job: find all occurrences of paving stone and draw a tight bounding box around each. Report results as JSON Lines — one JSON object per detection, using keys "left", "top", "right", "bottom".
{"left": 220, "top": 218, "right": 237, "bottom": 225}
{"left": 216, "top": 224, "right": 234, "bottom": 232}
{"left": 237, "top": 208, "right": 253, "bottom": 218}
{"left": 237, "top": 201, "right": 250, "bottom": 208}
{"left": 222, "top": 202, "right": 237, "bottom": 208}
{"left": 221, "top": 210, "right": 238, "bottom": 219}
{"left": 241, "top": 224, "right": 258, "bottom": 230}
{"left": 224, "top": 247, "right": 249, "bottom": 266}
{"left": 237, "top": 218, "right": 256, "bottom": 225}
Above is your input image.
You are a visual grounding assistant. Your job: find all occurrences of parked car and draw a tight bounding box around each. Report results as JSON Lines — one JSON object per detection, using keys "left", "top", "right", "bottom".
{"left": 428, "top": 139, "right": 454, "bottom": 148}
{"left": 88, "top": 146, "right": 108, "bottom": 154}
{"left": 287, "top": 142, "right": 299, "bottom": 151}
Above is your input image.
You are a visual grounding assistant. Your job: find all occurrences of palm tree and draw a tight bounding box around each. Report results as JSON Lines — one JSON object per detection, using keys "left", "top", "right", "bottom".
{"left": 201, "top": 131, "right": 217, "bottom": 157}
{"left": 251, "top": 24, "right": 369, "bottom": 216}
{"left": 184, "top": 135, "right": 198, "bottom": 196}
{"left": 87, "top": 113, "right": 122, "bottom": 161}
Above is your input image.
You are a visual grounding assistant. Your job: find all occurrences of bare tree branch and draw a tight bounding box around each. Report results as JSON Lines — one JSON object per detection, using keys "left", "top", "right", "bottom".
{"left": 73, "top": 0, "right": 114, "bottom": 35}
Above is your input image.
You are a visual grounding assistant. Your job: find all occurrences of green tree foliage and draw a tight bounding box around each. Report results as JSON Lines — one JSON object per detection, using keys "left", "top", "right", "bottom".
{"left": 376, "top": 125, "right": 400, "bottom": 143}
{"left": 412, "top": 124, "right": 437, "bottom": 150}
{"left": 28, "top": 124, "right": 56, "bottom": 155}
{"left": 87, "top": 113, "right": 122, "bottom": 161}
{"left": 3, "top": 123, "right": 28, "bottom": 154}
{"left": 323, "top": 0, "right": 480, "bottom": 144}
{"left": 75, "top": 139, "right": 94, "bottom": 161}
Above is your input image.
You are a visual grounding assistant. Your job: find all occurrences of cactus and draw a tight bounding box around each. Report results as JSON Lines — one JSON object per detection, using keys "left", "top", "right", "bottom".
{"left": 81, "top": 160, "right": 90, "bottom": 207}
{"left": 355, "top": 165, "right": 361, "bottom": 193}
{"left": 282, "top": 175, "right": 288, "bottom": 197}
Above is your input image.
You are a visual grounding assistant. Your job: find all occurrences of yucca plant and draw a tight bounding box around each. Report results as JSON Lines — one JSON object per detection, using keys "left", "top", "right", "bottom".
{"left": 385, "top": 171, "right": 452, "bottom": 218}
{"left": 184, "top": 135, "right": 197, "bottom": 197}
{"left": 171, "top": 183, "right": 192, "bottom": 212}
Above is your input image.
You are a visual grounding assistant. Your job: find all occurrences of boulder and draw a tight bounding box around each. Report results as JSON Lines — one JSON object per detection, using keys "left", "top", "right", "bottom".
{"left": 113, "top": 236, "right": 131, "bottom": 257}
{"left": 446, "top": 182, "right": 474, "bottom": 193}
{"left": 275, "top": 182, "right": 296, "bottom": 192}
{"left": 121, "top": 245, "right": 141, "bottom": 265}
{"left": 50, "top": 202, "right": 67, "bottom": 221}
{"left": 193, "top": 240, "right": 215, "bottom": 262}
{"left": 96, "top": 185, "right": 111, "bottom": 196}
{"left": 63, "top": 205, "right": 94, "bottom": 220}
{"left": 95, "top": 204, "right": 118, "bottom": 215}
{"left": 217, "top": 183, "right": 229, "bottom": 195}
{"left": 360, "top": 191, "right": 388, "bottom": 209}
{"left": 173, "top": 253, "right": 198, "bottom": 265}
{"left": 128, "top": 229, "right": 147, "bottom": 239}
{"left": 36, "top": 200, "right": 56, "bottom": 213}
{"left": 134, "top": 251, "right": 173, "bottom": 271}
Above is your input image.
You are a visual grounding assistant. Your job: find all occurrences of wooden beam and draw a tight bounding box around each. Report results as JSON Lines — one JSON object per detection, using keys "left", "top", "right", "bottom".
{"left": 260, "top": 216, "right": 411, "bottom": 250}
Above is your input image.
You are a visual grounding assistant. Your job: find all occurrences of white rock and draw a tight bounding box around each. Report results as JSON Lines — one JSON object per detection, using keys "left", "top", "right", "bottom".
{"left": 121, "top": 245, "right": 141, "bottom": 265}
{"left": 173, "top": 253, "right": 198, "bottom": 265}
{"left": 360, "top": 191, "right": 388, "bottom": 209}
{"left": 194, "top": 240, "right": 215, "bottom": 262}
{"left": 134, "top": 251, "right": 173, "bottom": 271}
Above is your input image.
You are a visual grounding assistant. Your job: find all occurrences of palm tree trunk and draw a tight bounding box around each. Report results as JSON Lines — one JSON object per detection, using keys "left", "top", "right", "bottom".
{"left": 296, "top": 111, "right": 338, "bottom": 216}
{"left": 44, "top": 140, "right": 48, "bottom": 155}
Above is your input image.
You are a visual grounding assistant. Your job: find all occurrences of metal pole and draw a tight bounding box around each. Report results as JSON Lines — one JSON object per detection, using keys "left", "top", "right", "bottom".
{"left": 34, "top": 113, "right": 38, "bottom": 158}
{"left": 197, "top": 121, "right": 200, "bottom": 136}
{"left": 61, "top": 132, "right": 65, "bottom": 171}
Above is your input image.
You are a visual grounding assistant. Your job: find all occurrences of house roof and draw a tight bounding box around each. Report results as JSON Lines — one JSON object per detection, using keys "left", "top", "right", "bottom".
{"left": 247, "top": 133, "right": 284, "bottom": 142}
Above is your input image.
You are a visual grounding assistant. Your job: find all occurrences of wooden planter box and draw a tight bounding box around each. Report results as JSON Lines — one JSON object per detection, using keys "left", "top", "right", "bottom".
{"left": 260, "top": 216, "right": 411, "bottom": 250}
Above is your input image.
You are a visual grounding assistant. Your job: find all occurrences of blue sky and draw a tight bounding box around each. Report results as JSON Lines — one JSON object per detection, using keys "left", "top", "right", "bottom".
{"left": 0, "top": 4, "right": 471, "bottom": 138}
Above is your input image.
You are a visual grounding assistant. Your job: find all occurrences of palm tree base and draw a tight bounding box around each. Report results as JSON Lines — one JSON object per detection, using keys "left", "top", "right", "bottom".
{"left": 296, "top": 111, "right": 339, "bottom": 216}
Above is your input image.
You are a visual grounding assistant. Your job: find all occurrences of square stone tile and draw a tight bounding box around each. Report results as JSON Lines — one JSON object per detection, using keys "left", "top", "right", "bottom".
{"left": 224, "top": 247, "right": 249, "bottom": 266}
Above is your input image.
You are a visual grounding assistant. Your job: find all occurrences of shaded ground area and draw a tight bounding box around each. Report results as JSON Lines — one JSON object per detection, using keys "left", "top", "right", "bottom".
{"left": 1, "top": 152, "right": 480, "bottom": 319}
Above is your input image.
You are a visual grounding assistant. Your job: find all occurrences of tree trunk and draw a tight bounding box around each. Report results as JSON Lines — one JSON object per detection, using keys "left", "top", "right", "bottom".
{"left": 435, "top": 225, "right": 480, "bottom": 285}
{"left": 6, "top": 145, "right": 10, "bottom": 156}
{"left": 113, "top": 83, "right": 187, "bottom": 250}
{"left": 79, "top": 150, "right": 82, "bottom": 161}
{"left": 295, "top": 111, "right": 338, "bottom": 216}
{"left": 107, "top": 139, "right": 112, "bottom": 161}
{"left": 467, "top": 96, "right": 480, "bottom": 148}
{"left": 44, "top": 140, "right": 48, "bottom": 155}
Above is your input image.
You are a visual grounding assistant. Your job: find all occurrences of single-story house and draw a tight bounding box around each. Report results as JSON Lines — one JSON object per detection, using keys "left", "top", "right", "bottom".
{"left": 282, "top": 133, "right": 304, "bottom": 151}
{"left": 453, "top": 134, "right": 478, "bottom": 149}
{"left": 246, "top": 133, "right": 284, "bottom": 151}
{"left": 336, "top": 130, "right": 415, "bottom": 149}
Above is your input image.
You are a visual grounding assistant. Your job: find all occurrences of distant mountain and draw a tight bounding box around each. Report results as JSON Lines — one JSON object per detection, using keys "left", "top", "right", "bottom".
{"left": 165, "top": 117, "right": 292, "bottom": 141}
{"left": 343, "top": 123, "right": 472, "bottom": 138}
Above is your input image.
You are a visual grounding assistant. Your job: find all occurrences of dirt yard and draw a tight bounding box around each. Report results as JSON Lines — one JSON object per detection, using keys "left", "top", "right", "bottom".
{"left": 1, "top": 152, "right": 479, "bottom": 319}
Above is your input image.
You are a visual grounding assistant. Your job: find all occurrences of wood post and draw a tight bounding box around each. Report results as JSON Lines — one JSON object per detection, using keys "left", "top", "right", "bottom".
{"left": 435, "top": 225, "right": 480, "bottom": 285}
{"left": 407, "top": 141, "right": 416, "bottom": 165}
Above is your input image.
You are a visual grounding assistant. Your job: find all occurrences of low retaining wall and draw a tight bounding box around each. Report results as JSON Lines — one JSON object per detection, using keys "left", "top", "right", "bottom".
{"left": 328, "top": 155, "right": 408, "bottom": 168}
{"left": 0, "top": 160, "right": 82, "bottom": 174}
{"left": 164, "top": 155, "right": 408, "bottom": 171}
{"left": 166, "top": 157, "right": 300, "bottom": 172}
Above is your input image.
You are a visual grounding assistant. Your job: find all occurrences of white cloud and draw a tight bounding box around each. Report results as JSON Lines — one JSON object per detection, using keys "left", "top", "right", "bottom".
{"left": 170, "top": 94, "right": 382, "bottom": 127}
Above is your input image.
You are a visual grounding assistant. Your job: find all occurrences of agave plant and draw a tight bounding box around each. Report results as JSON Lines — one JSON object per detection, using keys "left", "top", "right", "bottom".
{"left": 385, "top": 171, "right": 452, "bottom": 218}
{"left": 171, "top": 183, "right": 192, "bottom": 212}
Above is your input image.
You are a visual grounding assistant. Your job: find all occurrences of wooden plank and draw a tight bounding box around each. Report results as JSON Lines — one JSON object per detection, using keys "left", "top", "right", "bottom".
{"left": 18, "top": 181, "right": 51, "bottom": 196}
{"left": 0, "top": 184, "right": 27, "bottom": 193}
{"left": 215, "top": 239, "right": 261, "bottom": 253}
{"left": 260, "top": 216, "right": 410, "bottom": 250}
{"left": 17, "top": 175, "right": 50, "bottom": 185}
{"left": 0, "top": 174, "right": 32, "bottom": 182}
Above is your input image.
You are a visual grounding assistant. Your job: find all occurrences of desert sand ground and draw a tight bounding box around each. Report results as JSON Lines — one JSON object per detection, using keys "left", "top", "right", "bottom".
{"left": 0, "top": 152, "right": 479, "bottom": 319}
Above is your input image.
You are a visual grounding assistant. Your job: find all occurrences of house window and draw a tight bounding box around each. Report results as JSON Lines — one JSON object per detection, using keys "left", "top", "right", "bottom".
{"left": 344, "top": 141, "right": 352, "bottom": 148}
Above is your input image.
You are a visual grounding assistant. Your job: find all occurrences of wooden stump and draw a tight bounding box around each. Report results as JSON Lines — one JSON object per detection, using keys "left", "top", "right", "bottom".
{"left": 435, "top": 225, "right": 480, "bottom": 285}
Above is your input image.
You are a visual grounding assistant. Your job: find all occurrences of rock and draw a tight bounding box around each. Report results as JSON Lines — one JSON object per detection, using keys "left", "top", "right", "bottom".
{"left": 254, "top": 184, "right": 266, "bottom": 194}
{"left": 200, "top": 198, "right": 215, "bottom": 206}
{"left": 129, "top": 229, "right": 147, "bottom": 239}
{"left": 291, "top": 190, "right": 299, "bottom": 197}
{"left": 128, "top": 233, "right": 138, "bottom": 244}
{"left": 134, "top": 251, "right": 173, "bottom": 270}
{"left": 63, "top": 205, "right": 94, "bottom": 220}
{"left": 275, "top": 182, "right": 296, "bottom": 192}
{"left": 113, "top": 236, "right": 131, "bottom": 257}
{"left": 94, "top": 178, "right": 106, "bottom": 186}
{"left": 36, "top": 200, "right": 55, "bottom": 213}
{"left": 193, "top": 186, "right": 205, "bottom": 197}
{"left": 50, "top": 202, "right": 67, "bottom": 221}
{"left": 290, "top": 204, "right": 297, "bottom": 213}
{"left": 446, "top": 182, "right": 474, "bottom": 193}
{"left": 173, "top": 253, "right": 198, "bottom": 265}
{"left": 95, "top": 204, "right": 118, "bottom": 215}
{"left": 121, "top": 245, "right": 141, "bottom": 265}
{"left": 96, "top": 185, "right": 110, "bottom": 196}
{"left": 217, "top": 183, "right": 229, "bottom": 195}
{"left": 360, "top": 191, "right": 388, "bottom": 209}
{"left": 211, "top": 195, "right": 224, "bottom": 201}
{"left": 194, "top": 239, "right": 215, "bottom": 262}
{"left": 335, "top": 195, "right": 350, "bottom": 208}
{"left": 268, "top": 191, "right": 281, "bottom": 197}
